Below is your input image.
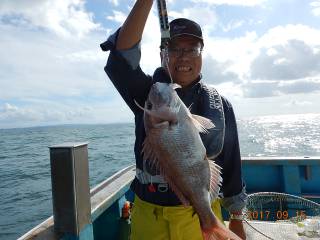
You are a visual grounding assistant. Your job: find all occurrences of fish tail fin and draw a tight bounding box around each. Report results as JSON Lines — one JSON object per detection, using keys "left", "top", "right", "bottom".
{"left": 202, "top": 231, "right": 215, "bottom": 240}
{"left": 201, "top": 222, "right": 242, "bottom": 240}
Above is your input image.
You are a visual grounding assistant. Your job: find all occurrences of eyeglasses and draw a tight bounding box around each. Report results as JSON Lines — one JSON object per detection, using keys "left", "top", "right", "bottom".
{"left": 167, "top": 46, "right": 203, "bottom": 58}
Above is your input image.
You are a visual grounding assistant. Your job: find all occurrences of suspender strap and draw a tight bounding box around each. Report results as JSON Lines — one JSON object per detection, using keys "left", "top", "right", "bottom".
{"left": 136, "top": 168, "right": 167, "bottom": 184}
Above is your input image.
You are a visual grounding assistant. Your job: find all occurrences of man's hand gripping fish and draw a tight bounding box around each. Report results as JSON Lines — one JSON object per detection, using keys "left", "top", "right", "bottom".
{"left": 135, "top": 82, "right": 242, "bottom": 240}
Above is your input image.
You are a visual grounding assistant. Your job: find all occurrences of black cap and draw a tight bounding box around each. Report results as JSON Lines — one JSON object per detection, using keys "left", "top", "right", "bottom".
{"left": 169, "top": 18, "right": 203, "bottom": 44}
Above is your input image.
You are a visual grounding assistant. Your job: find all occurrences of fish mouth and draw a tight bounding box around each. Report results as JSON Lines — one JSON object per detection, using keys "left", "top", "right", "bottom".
{"left": 142, "top": 111, "right": 176, "bottom": 129}
{"left": 134, "top": 99, "right": 179, "bottom": 127}
{"left": 153, "top": 120, "right": 170, "bottom": 128}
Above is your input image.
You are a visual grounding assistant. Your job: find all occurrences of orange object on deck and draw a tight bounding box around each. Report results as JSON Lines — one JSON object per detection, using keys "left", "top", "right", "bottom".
{"left": 121, "top": 201, "right": 131, "bottom": 219}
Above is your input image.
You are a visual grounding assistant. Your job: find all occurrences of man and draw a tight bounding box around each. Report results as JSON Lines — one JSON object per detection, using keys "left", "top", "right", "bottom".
{"left": 101, "top": 0, "right": 247, "bottom": 239}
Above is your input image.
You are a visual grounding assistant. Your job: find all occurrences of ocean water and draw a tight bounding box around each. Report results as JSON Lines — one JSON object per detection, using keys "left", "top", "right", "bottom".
{"left": 0, "top": 114, "right": 320, "bottom": 239}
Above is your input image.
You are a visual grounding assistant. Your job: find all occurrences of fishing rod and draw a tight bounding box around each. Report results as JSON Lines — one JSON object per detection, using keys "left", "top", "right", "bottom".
{"left": 156, "top": 0, "right": 170, "bottom": 49}
{"left": 156, "top": 0, "right": 173, "bottom": 82}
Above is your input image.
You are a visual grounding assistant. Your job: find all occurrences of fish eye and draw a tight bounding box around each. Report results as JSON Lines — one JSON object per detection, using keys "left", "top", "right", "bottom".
{"left": 147, "top": 102, "right": 153, "bottom": 110}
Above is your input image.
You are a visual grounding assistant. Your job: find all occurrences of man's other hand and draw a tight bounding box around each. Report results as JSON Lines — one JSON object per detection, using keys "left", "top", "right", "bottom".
{"left": 229, "top": 219, "right": 246, "bottom": 240}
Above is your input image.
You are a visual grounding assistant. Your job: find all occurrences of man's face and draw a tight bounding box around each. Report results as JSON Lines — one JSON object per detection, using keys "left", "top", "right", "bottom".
{"left": 163, "top": 35, "right": 203, "bottom": 88}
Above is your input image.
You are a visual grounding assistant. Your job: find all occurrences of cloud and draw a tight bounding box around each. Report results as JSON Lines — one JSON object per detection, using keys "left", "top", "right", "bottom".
{"left": 1, "top": 103, "right": 18, "bottom": 112}
{"left": 1, "top": 0, "right": 320, "bottom": 128}
{"left": 0, "top": 102, "right": 67, "bottom": 123}
{"left": 107, "top": 10, "right": 127, "bottom": 23}
{"left": 169, "top": 6, "right": 218, "bottom": 34}
{"left": 310, "top": 1, "right": 320, "bottom": 16}
{"left": 104, "top": 5, "right": 162, "bottom": 74}
{"left": 202, "top": 55, "right": 239, "bottom": 84}
{"left": 190, "top": 0, "right": 266, "bottom": 6}
{"left": 108, "top": 0, "right": 119, "bottom": 7}
{"left": 278, "top": 78, "right": 320, "bottom": 94}
{"left": 202, "top": 31, "right": 259, "bottom": 77}
{"left": 202, "top": 25, "right": 320, "bottom": 81}
{"left": 284, "top": 100, "right": 312, "bottom": 107}
{"left": 0, "top": 0, "right": 146, "bottom": 128}
{"left": 0, "top": 103, "right": 42, "bottom": 123}
{"left": 0, "top": 98, "right": 133, "bottom": 129}
{"left": 242, "top": 78, "right": 320, "bottom": 98}
{"left": 0, "top": 20, "right": 110, "bottom": 99}
{"left": 250, "top": 40, "right": 320, "bottom": 80}
{"left": 257, "top": 24, "right": 320, "bottom": 47}
{"left": 242, "top": 81, "right": 279, "bottom": 98}
{"left": 221, "top": 20, "right": 244, "bottom": 32}
{"left": 0, "top": 0, "right": 99, "bottom": 37}
{"left": 0, "top": 9, "right": 123, "bottom": 128}
{"left": 198, "top": 24, "right": 320, "bottom": 99}
{"left": 139, "top": 7, "right": 163, "bottom": 74}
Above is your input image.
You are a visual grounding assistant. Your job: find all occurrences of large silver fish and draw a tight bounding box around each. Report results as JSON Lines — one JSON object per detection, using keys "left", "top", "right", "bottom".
{"left": 136, "top": 82, "right": 241, "bottom": 240}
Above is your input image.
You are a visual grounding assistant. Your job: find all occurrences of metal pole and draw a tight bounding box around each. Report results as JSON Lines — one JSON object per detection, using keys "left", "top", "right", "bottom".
{"left": 49, "top": 142, "right": 93, "bottom": 240}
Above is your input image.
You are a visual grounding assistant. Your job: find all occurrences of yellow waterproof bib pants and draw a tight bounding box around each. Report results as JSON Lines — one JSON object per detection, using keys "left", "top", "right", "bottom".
{"left": 130, "top": 195, "right": 223, "bottom": 240}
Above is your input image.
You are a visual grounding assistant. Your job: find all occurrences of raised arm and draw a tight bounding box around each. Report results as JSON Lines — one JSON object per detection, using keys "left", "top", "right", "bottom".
{"left": 116, "top": 0, "right": 154, "bottom": 50}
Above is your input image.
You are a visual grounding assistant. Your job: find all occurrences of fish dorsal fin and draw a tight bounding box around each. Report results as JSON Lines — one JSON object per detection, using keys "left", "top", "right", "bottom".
{"left": 207, "top": 157, "right": 222, "bottom": 201}
{"left": 191, "top": 114, "right": 215, "bottom": 133}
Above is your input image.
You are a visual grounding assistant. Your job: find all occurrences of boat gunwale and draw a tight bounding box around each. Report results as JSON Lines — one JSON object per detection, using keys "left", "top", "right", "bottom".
{"left": 242, "top": 157, "right": 320, "bottom": 165}
{"left": 17, "top": 165, "right": 136, "bottom": 240}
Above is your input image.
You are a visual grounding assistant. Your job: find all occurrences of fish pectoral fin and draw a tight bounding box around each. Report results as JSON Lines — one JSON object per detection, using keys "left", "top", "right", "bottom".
{"left": 207, "top": 158, "right": 222, "bottom": 200}
{"left": 190, "top": 114, "right": 215, "bottom": 133}
{"left": 142, "top": 137, "right": 159, "bottom": 168}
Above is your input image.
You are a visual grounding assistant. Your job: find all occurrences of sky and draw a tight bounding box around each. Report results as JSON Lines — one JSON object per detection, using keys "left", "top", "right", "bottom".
{"left": 0, "top": 0, "right": 320, "bottom": 129}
